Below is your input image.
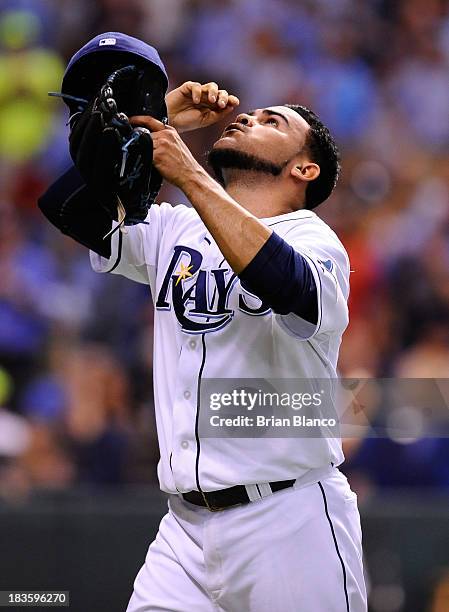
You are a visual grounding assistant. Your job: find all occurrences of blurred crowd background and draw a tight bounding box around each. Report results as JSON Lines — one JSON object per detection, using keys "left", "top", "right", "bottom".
{"left": 0, "top": 0, "right": 448, "bottom": 609}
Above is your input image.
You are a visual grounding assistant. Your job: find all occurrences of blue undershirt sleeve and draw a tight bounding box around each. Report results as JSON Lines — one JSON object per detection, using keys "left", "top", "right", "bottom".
{"left": 238, "top": 231, "right": 318, "bottom": 325}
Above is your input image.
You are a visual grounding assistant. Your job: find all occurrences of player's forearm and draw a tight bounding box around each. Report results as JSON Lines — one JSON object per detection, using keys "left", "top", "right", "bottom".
{"left": 181, "top": 168, "right": 318, "bottom": 323}
{"left": 181, "top": 167, "right": 272, "bottom": 273}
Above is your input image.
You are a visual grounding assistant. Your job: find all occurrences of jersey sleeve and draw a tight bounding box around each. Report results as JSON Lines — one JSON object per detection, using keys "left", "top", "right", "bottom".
{"left": 274, "top": 221, "right": 350, "bottom": 340}
{"left": 89, "top": 201, "right": 176, "bottom": 289}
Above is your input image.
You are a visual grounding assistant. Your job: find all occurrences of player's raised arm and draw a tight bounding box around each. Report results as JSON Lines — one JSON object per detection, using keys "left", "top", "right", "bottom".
{"left": 130, "top": 104, "right": 342, "bottom": 332}
{"left": 129, "top": 109, "right": 322, "bottom": 273}
{"left": 129, "top": 115, "right": 274, "bottom": 272}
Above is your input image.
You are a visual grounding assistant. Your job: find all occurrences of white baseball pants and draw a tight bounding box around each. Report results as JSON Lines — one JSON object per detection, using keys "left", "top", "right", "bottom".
{"left": 126, "top": 467, "right": 367, "bottom": 612}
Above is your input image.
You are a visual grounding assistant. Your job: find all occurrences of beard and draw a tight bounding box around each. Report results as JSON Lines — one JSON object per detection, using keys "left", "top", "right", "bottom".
{"left": 207, "top": 147, "right": 287, "bottom": 185}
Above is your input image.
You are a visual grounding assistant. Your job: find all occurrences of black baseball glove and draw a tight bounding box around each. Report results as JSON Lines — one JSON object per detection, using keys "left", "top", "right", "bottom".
{"left": 68, "top": 64, "right": 165, "bottom": 228}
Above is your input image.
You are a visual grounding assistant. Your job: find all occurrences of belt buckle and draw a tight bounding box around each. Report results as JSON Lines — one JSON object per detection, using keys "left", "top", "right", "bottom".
{"left": 201, "top": 491, "right": 244, "bottom": 512}
{"left": 200, "top": 490, "right": 222, "bottom": 512}
{"left": 203, "top": 490, "right": 230, "bottom": 512}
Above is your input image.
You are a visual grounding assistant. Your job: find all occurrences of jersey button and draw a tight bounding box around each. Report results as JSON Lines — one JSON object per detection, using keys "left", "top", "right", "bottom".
{"left": 189, "top": 340, "right": 197, "bottom": 349}
{"left": 183, "top": 390, "right": 191, "bottom": 400}
{"left": 181, "top": 441, "right": 189, "bottom": 449}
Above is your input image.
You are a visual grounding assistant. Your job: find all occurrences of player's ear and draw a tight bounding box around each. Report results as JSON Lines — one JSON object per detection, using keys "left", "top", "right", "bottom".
{"left": 291, "top": 162, "right": 320, "bottom": 183}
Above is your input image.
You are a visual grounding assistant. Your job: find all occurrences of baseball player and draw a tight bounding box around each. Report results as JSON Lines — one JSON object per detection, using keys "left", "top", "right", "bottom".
{"left": 120, "top": 99, "right": 366, "bottom": 612}
{"left": 40, "top": 36, "right": 367, "bottom": 612}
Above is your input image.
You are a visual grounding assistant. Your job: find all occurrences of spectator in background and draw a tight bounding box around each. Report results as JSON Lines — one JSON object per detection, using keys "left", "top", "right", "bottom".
{"left": 61, "top": 344, "right": 132, "bottom": 485}
{"left": 0, "top": 7, "right": 64, "bottom": 162}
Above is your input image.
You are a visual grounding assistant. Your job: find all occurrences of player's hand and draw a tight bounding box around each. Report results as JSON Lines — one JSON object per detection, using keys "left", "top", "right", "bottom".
{"left": 130, "top": 115, "right": 203, "bottom": 190}
{"left": 166, "top": 81, "right": 239, "bottom": 133}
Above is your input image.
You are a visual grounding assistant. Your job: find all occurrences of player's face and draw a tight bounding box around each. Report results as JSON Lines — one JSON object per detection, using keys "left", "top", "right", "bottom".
{"left": 213, "top": 105, "right": 310, "bottom": 166}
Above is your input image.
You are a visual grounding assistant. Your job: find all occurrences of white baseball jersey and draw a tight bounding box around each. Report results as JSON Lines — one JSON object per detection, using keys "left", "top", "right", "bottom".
{"left": 90, "top": 204, "right": 350, "bottom": 494}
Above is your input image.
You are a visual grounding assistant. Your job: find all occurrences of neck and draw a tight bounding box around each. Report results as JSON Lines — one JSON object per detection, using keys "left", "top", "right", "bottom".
{"left": 223, "top": 173, "right": 300, "bottom": 218}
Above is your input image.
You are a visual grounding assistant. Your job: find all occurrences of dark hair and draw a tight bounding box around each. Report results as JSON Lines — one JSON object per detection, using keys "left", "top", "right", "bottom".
{"left": 284, "top": 104, "right": 341, "bottom": 209}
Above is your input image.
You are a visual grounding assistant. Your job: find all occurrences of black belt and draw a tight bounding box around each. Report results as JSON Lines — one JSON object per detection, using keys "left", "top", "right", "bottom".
{"left": 182, "top": 479, "right": 296, "bottom": 512}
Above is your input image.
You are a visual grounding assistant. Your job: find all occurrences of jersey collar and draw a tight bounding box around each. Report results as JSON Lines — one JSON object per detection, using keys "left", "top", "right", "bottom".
{"left": 261, "top": 209, "right": 317, "bottom": 223}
